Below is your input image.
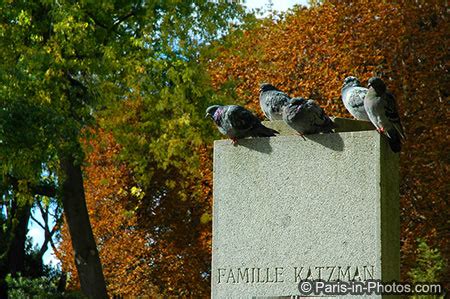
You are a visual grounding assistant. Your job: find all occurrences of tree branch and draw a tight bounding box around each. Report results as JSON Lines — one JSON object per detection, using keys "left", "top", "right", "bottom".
{"left": 30, "top": 214, "right": 46, "bottom": 230}
{"left": 6, "top": 174, "right": 57, "bottom": 197}
{"left": 37, "top": 201, "right": 63, "bottom": 259}
{"left": 32, "top": 182, "right": 57, "bottom": 198}
{"left": 86, "top": 12, "right": 109, "bottom": 30}
{"left": 112, "top": 10, "right": 136, "bottom": 29}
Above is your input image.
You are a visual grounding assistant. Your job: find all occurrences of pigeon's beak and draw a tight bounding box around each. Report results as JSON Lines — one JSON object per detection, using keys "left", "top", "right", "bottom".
{"left": 367, "top": 83, "right": 372, "bottom": 88}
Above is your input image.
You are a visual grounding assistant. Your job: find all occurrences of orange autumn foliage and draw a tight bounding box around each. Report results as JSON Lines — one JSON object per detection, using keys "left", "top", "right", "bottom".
{"left": 58, "top": 0, "right": 448, "bottom": 295}
{"left": 207, "top": 0, "right": 448, "bottom": 286}
{"left": 59, "top": 129, "right": 213, "bottom": 296}
{"left": 59, "top": 131, "right": 157, "bottom": 296}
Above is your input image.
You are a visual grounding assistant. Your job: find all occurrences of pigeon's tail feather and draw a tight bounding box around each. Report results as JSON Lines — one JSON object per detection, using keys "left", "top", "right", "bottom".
{"left": 320, "top": 116, "right": 336, "bottom": 133}
{"left": 393, "top": 122, "right": 406, "bottom": 140}
{"left": 386, "top": 129, "right": 402, "bottom": 153}
{"left": 253, "top": 124, "right": 279, "bottom": 137}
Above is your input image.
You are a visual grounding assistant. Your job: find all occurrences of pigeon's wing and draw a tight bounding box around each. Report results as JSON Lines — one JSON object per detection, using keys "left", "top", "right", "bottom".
{"left": 270, "top": 92, "right": 290, "bottom": 112}
{"left": 227, "top": 106, "right": 278, "bottom": 138}
{"left": 282, "top": 104, "right": 296, "bottom": 124}
{"left": 342, "top": 86, "right": 369, "bottom": 121}
{"left": 306, "top": 100, "right": 335, "bottom": 133}
{"left": 227, "top": 106, "right": 258, "bottom": 131}
{"left": 305, "top": 100, "right": 326, "bottom": 124}
{"left": 384, "top": 93, "right": 406, "bottom": 140}
{"left": 285, "top": 98, "right": 307, "bottom": 122}
{"left": 261, "top": 91, "right": 290, "bottom": 120}
{"left": 347, "top": 87, "right": 367, "bottom": 109}
{"left": 287, "top": 100, "right": 333, "bottom": 134}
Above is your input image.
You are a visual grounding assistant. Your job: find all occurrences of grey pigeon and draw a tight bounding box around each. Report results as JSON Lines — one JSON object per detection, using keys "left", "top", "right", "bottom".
{"left": 259, "top": 83, "right": 291, "bottom": 120}
{"left": 205, "top": 105, "right": 279, "bottom": 144}
{"left": 341, "top": 76, "right": 370, "bottom": 121}
{"left": 282, "top": 97, "right": 335, "bottom": 136}
{"left": 364, "top": 77, "right": 406, "bottom": 153}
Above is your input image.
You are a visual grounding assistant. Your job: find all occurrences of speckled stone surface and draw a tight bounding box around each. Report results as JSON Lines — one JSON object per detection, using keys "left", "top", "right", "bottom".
{"left": 212, "top": 129, "right": 399, "bottom": 298}
{"left": 262, "top": 118, "right": 375, "bottom": 136}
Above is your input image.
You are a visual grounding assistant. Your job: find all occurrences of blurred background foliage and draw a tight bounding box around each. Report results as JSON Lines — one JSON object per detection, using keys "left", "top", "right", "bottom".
{"left": 207, "top": 0, "right": 448, "bottom": 291}
{"left": 0, "top": 0, "right": 447, "bottom": 297}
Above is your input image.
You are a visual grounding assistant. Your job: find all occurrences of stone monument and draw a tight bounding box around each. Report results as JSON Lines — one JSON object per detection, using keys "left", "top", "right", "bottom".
{"left": 212, "top": 119, "right": 400, "bottom": 298}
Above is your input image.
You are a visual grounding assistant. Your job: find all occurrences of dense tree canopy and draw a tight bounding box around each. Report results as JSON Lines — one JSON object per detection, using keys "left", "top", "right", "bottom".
{"left": 1, "top": 0, "right": 447, "bottom": 297}
{"left": 1, "top": 0, "right": 248, "bottom": 297}
{"left": 59, "top": 130, "right": 214, "bottom": 296}
{"left": 207, "top": 0, "right": 449, "bottom": 286}
{"left": 60, "top": 0, "right": 449, "bottom": 295}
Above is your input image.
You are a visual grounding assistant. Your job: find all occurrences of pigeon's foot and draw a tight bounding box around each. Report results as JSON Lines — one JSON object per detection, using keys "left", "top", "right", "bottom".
{"left": 296, "top": 132, "right": 307, "bottom": 140}
{"left": 377, "top": 127, "right": 385, "bottom": 134}
{"left": 231, "top": 138, "right": 238, "bottom": 146}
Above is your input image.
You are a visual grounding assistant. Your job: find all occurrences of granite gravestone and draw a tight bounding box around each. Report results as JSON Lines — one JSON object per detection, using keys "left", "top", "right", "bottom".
{"left": 212, "top": 119, "right": 399, "bottom": 298}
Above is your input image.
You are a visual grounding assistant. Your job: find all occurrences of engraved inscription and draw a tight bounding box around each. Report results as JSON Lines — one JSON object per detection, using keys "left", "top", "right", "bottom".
{"left": 326, "top": 266, "right": 336, "bottom": 281}
{"left": 338, "top": 266, "right": 351, "bottom": 280}
{"left": 238, "top": 268, "right": 248, "bottom": 283}
{"left": 217, "top": 265, "right": 375, "bottom": 284}
{"left": 294, "top": 265, "right": 375, "bottom": 282}
{"left": 217, "top": 267, "right": 285, "bottom": 284}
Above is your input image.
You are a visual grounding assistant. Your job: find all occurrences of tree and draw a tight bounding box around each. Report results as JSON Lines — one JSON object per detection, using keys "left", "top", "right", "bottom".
{"left": 59, "top": 129, "right": 219, "bottom": 296}
{"left": 0, "top": 0, "right": 247, "bottom": 297}
{"left": 58, "top": 128, "right": 213, "bottom": 295}
{"left": 58, "top": 130, "right": 154, "bottom": 296}
{"left": 0, "top": 174, "right": 57, "bottom": 297}
{"left": 0, "top": 0, "right": 109, "bottom": 295}
{"left": 207, "top": 0, "right": 449, "bottom": 286}
{"left": 56, "top": 0, "right": 251, "bottom": 293}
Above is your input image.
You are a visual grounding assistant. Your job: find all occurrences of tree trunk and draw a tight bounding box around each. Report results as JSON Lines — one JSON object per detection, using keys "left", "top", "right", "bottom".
{"left": 7, "top": 202, "right": 32, "bottom": 275}
{"left": 60, "top": 155, "right": 108, "bottom": 298}
{"left": 0, "top": 200, "right": 32, "bottom": 298}
{"left": 0, "top": 265, "right": 7, "bottom": 298}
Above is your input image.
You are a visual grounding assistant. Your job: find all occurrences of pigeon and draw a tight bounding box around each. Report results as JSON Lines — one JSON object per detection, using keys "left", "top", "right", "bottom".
{"left": 341, "top": 76, "right": 370, "bottom": 121}
{"left": 364, "top": 77, "right": 406, "bottom": 153}
{"left": 282, "top": 97, "right": 335, "bottom": 136}
{"left": 259, "top": 83, "right": 291, "bottom": 120}
{"left": 205, "top": 105, "right": 279, "bottom": 144}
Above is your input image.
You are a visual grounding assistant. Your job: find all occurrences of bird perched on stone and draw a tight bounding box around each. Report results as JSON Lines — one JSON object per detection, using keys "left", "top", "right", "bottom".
{"left": 259, "top": 83, "right": 291, "bottom": 120}
{"left": 341, "top": 76, "right": 370, "bottom": 121}
{"left": 205, "top": 105, "right": 279, "bottom": 145}
{"left": 364, "top": 77, "right": 406, "bottom": 153}
{"left": 282, "top": 97, "right": 335, "bottom": 137}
